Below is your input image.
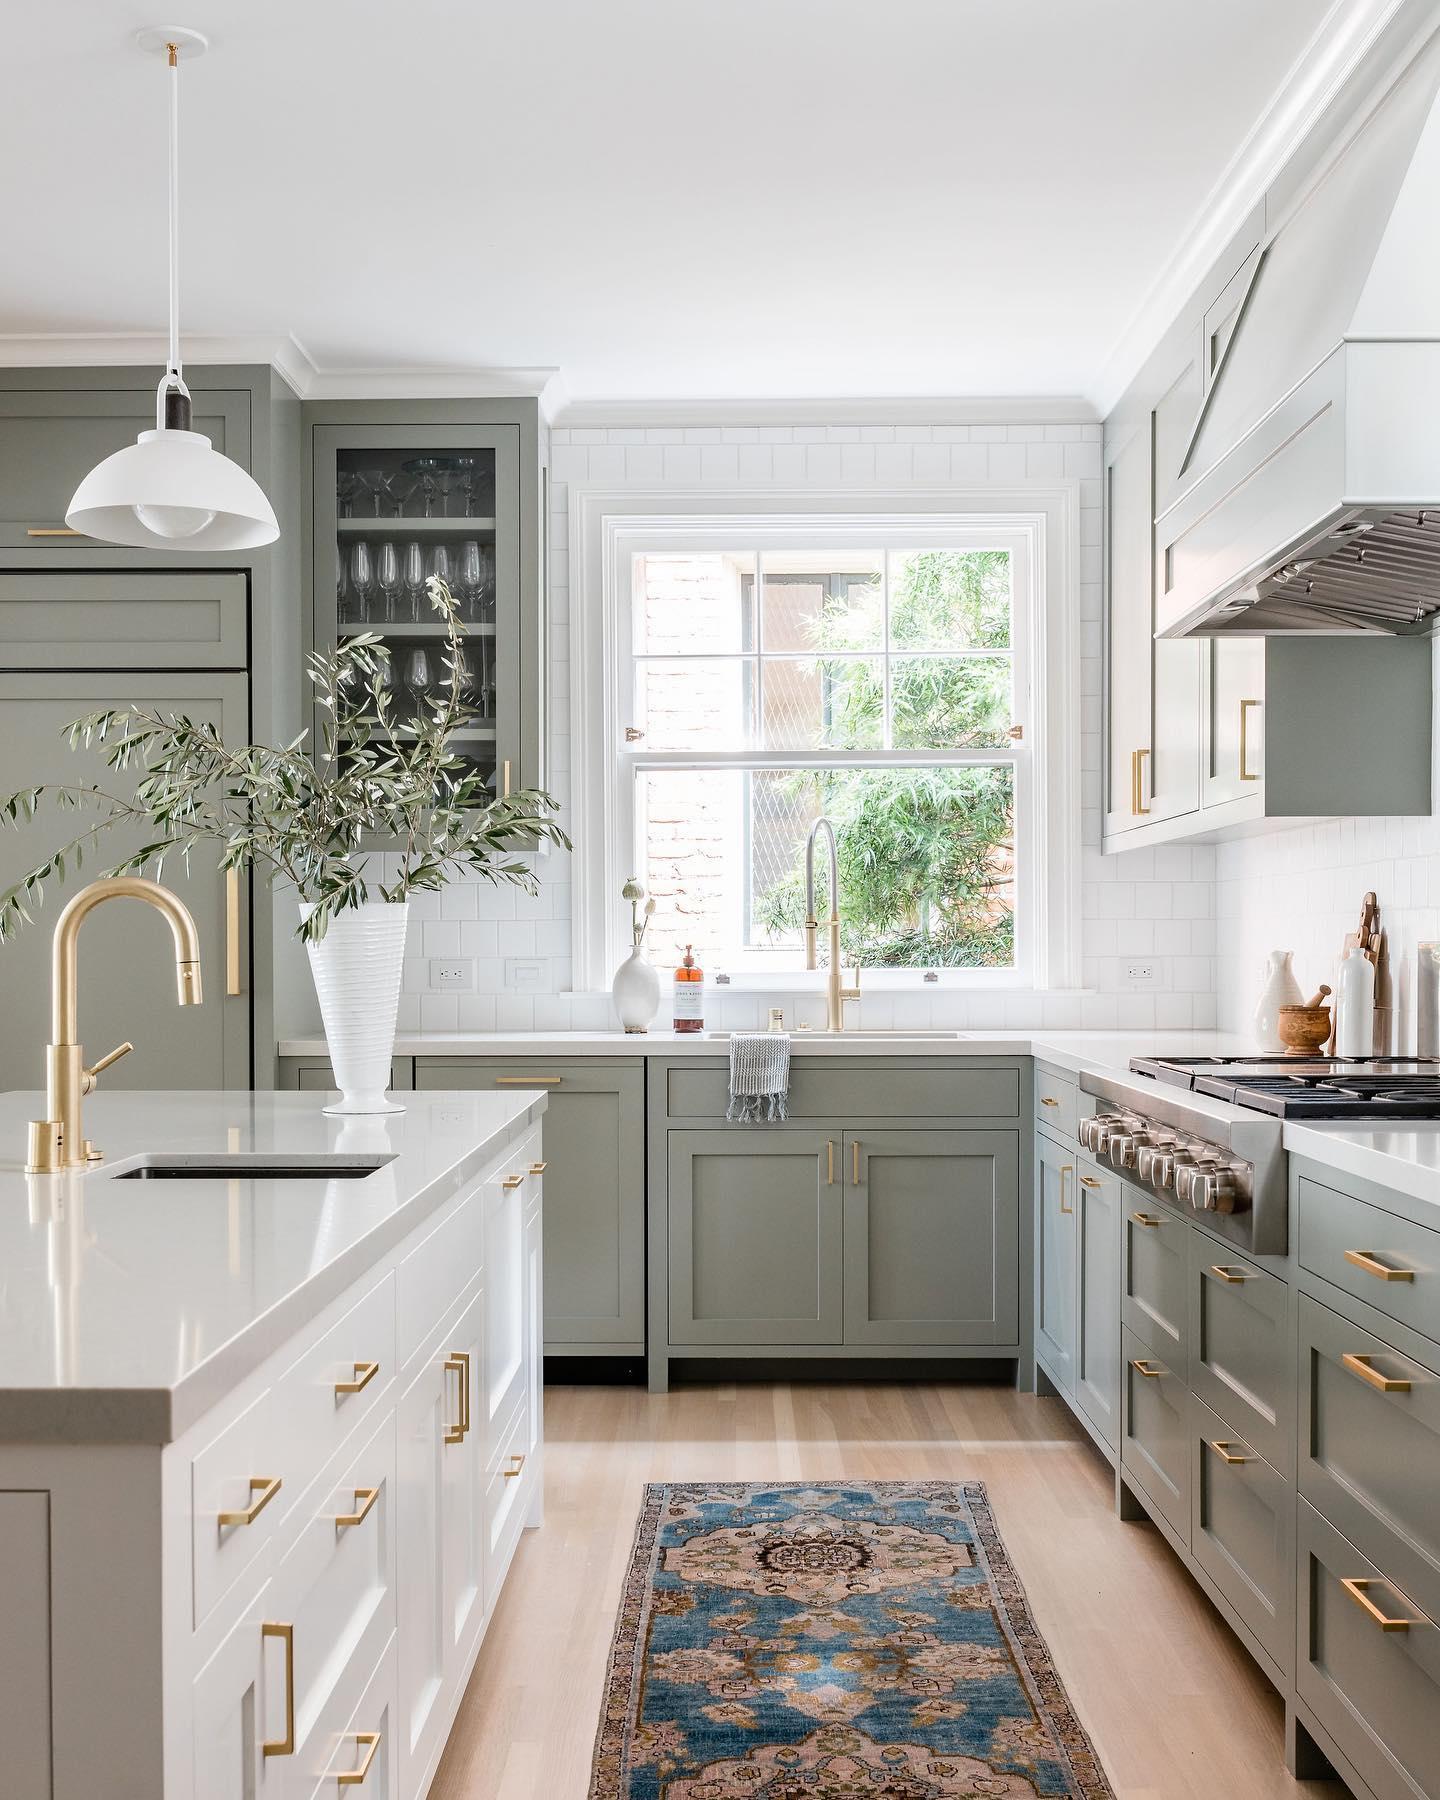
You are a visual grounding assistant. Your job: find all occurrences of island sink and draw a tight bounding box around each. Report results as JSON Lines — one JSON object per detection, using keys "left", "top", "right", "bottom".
{"left": 111, "top": 1151, "right": 397, "bottom": 1181}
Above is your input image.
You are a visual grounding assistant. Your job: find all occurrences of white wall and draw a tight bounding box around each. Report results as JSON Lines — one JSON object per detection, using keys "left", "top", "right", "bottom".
{"left": 368, "top": 417, "right": 1219, "bottom": 1037}
{"left": 1216, "top": 640, "right": 1440, "bottom": 1049}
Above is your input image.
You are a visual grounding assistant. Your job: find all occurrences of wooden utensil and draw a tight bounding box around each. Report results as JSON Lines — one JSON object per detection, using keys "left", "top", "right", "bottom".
{"left": 1304, "top": 984, "right": 1332, "bottom": 1008}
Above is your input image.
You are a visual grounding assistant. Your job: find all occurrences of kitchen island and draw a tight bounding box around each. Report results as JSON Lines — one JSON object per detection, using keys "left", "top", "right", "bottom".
{"left": 0, "top": 1087, "right": 547, "bottom": 1800}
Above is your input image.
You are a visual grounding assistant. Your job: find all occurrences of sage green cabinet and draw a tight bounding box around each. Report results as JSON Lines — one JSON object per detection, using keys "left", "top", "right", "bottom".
{"left": 844, "top": 1129, "right": 1019, "bottom": 1346}
{"left": 1191, "top": 1396, "right": 1293, "bottom": 1677}
{"left": 1073, "top": 1158, "right": 1121, "bottom": 1449}
{"left": 0, "top": 672, "right": 251, "bottom": 1093}
{"left": 1034, "top": 1133, "right": 1076, "bottom": 1388}
{"left": 1121, "top": 1324, "right": 1190, "bottom": 1544}
{"left": 668, "top": 1129, "right": 841, "bottom": 1346}
{"left": 0, "top": 571, "right": 247, "bottom": 669}
{"left": 414, "top": 1059, "right": 645, "bottom": 1355}
{"left": 279, "top": 1057, "right": 415, "bottom": 1094}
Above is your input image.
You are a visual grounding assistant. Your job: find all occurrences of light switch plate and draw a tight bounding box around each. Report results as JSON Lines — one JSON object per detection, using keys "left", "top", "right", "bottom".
{"left": 505, "top": 958, "right": 546, "bottom": 991}
{"left": 430, "top": 959, "right": 475, "bottom": 990}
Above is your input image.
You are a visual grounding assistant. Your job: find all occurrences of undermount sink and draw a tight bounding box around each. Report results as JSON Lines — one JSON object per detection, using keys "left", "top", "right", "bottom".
{"left": 111, "top": 1152, "right": 397, "bottom": 1181}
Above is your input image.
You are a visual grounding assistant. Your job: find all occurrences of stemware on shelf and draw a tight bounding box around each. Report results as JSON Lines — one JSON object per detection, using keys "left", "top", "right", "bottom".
{"left": 375, "top": 541, "right": 401, "bottom": 624}
{"left": 349, "top": 540, "right": 375, "bottom": 621}
{"left": 403, "top": 456, "right": 441, "bottom": 518}
{"left": 336, "top": 545, "right": 358, "bottom": 627}
{"left": 402, "top": 539, "right": 426, "bottom": 621}
{"left": 337, "top": 471, "right": 360, "bottom": 519}
{"left": 426, "top": 542, "right": 453, "bottom": 604}
{"left": 477, "top": 543, "right": 496, "bottom": 624}
{"left": 457, "top": 539, "right": 483, "bottom": 621}
{"left": 381, "top": 471, "right": 416, "bottom": 518}
{"left": 403, "top": 647, "right": 435, "bottom": 725}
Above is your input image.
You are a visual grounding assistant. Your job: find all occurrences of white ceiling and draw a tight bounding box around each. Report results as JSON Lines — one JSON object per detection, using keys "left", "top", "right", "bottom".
{"left": 0, "top": 1, "right": 1367, "bottom": 406}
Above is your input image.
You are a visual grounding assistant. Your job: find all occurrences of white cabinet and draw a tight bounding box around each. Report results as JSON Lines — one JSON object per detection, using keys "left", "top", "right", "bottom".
{"left": 1202, "top": 638, "right": 1265, "bottom": 807}
{"left": 440, "top": 1285, "right": 488, "bottom": 1675}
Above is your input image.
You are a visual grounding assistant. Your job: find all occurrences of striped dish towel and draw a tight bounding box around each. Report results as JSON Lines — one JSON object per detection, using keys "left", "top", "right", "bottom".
{"left": 726, "top": 1032, "right": 791, "bottom": 1123}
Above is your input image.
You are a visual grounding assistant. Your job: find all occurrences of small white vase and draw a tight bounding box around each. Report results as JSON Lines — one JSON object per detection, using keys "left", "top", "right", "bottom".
{"left": 1253, "top": 949, "right": 1303, "bottom": 1052}
{"left": 304, "top": 900, "right": 409, "bottom": 1114}
{"left": 612, "top": 944, "right": 661, "bottom": 1034}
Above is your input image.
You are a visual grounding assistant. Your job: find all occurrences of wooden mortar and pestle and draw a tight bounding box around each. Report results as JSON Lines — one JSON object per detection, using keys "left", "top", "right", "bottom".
{"left": 1278, "top": 985, "right": 1332, "bottom": 1055}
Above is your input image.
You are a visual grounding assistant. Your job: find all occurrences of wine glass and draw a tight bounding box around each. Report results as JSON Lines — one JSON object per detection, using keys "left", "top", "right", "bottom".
{"left": 337, "top": 471, "right": 360, "bottom": 519}
{"left": 336, "top": 545, "right": 357, "bottom": 627}
{"left": 404, "top": 648, "right": 435, "bottom": 725}
{"left": 349, "top": 541, "right": 375, "bottom": 622}
{"left": 381, "top": 471, "right": 416, "bottom": 518}
{"left": 376, "top": 541, "right": 401, "bottom": 624}
{"left": 402, "top": 540, "right": 426, "bottom": 622}
{"left": 476, "top": 543, "right": 496, "bottom": 624}
{"left": 426, "top": 543, "right": 453, "bottom": 608}
{"left": 404, "top": 457, "right": 441, "bottom": 518}
{"left": 456, "top": 540, "right": 483, "bottom": 621}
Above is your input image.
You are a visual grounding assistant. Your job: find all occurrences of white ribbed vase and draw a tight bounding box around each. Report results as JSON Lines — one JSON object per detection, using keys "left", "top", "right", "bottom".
{"left": 304, "top": 900, "right": 409, "bottom": 1115}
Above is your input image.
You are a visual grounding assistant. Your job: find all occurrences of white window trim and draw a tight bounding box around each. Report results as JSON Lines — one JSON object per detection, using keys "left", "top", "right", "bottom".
{"left": 570, "top": 486, "right": 1083, "bottom": 994}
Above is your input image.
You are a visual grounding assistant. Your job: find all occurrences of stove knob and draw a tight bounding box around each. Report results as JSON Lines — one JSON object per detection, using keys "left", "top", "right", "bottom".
{"left": 1078, "top": 1116, "right": 1099, "bottom": 1152}
{"left": 1172, "top": 1157, "right": 1202, "bottom": 1201}
{"left": 1150, "top": 1150, "right": 1177, "bottom": 1190}
{"left": 1178, "top": 1157, "right": 1219, "bottom": 1205}
{"left": 1106, "top": 1132, "right": 1136, "bottom": 1169}
{"left": 1192, "top": 1167, "right": 1237, "bottom": 1212}
{"left": 1090, "top": 1119, "right": 1114, "bottom": 1154}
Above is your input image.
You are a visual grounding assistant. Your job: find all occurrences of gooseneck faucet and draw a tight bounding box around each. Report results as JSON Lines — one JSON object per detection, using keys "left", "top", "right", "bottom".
{"left": 803, "top": 818, "right": 860, "bottom": 1032}
{"left": 26, "top": 876, "right": 203, "bottom": 1173}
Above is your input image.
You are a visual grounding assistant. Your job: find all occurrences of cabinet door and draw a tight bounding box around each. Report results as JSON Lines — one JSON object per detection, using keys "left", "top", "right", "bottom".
{"left": 192, "top": 1582, "right": 282, "bottom": 1800}
{"left": 1034, "top": 1133, "right": 1076, "bottom": 1388}
{"left": 667, "top": 1130, "right": 841, "bottom": 1345}
{"left": 1074, "top": 1159, "right": 1121, "bottom": 1448}
{"left": 0, "top": 672, "right": 251, "bottom": 1093}
{"left": 1203, "top": 638, "right": 1265, "bottom": 806}
{"left": 844, "top": 1129, "right": 1020, "bottom": 1346}
{"left": 415, "top": 1060, "right": 645, "bottom": 1351}
{"left": 441, "top": 1285, "right": 487, "bottom": 1672}
{"left": 0, "top": 1493, "right": 50, "bottom": 1800}
{"left": 483, "top": 1159, "right": 527, "bottom": 1452}
{"left": 0, "top": 385, "right": 251, "bottom": 548}
{"left": 1104, "top": 423, "right": 1154, "bottom": 838}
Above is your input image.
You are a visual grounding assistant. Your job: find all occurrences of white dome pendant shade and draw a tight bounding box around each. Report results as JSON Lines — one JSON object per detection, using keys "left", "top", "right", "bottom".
{"left": 66, "top": 32, "right": 278, "bottom": 553}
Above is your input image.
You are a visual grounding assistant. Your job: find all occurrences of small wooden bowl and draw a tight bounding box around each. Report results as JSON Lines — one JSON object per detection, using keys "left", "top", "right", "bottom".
{"left": 1278, "top": 1004, "right": 1331, "bottom": 1054}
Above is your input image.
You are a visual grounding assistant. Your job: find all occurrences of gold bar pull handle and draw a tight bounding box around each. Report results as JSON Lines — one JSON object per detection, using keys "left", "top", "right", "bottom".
{"left": 501, "top": 758, "right": 512, "bottom": 798}
{"left": 852, "top": 1139, "right": 861, "bottom": 1185}
{"left": 529, "top": 1160, "right": 547, "bottom": 1175}
{"left": 1239, "top": 698, "right": 1261, "bottom": 781}
{"left": 261, "top": 1621, "right": 295, "bottom": 1757}
{"left": 1344, "top": 1248, "right": 1414, "bottom": 1283}
{"left": 494, "top": 1075, "right": 562, "bottom": 1086}
{"left": 335, "top": 1486, "right": 380, "bottom": 1530}
{"left": 1209, "top": 1264, "right": 1249, "bottom": 1284}
{"left": 443, "top": 1353, "right": 470, "bottom": 1444}
{"left": 504, "top": 1452, "right": 526, "bottom": 1481}
{"left": 1342, "top": 1352, "right": 1411, "bottom": 1393}
{"left": 825, "top": 1140, "right": 835, "bottom": 1186}
{"left": 1135, "top": 746, "right": 1151, "bottom": 815}
{"left": 503, "top": 1173, "right": 525, "bottom": 1189}
{"left": 1130, "top": 1358, "right": 1166, "bottom": 1379}
{"left": 225, "top": 866, "right": 242, "bottom": 996}
{"left": 334, "top": 1360, "right": 379, "bottom": 1396}
{"left": 1209, "top": 1440, "right": 1253, "bottom": 1466}
{"left": 1130, "top": 1211, "right": 1164, "bottom": 1229}
{"left": 26, "top": 526, "right": 85, "bottom": 537}
{"left": 218, "top": 1475, "right": 282, "bottom": 1529}
{"left": 1079, "top": 1175, "right": 1103, "bottom": 1189}
{"left": 1059, "top": 1165, "right": 1074, "bottom": 1215}
{"left": 1341, "top": 1576, "right": 1415, "bottom": 1632}
{"left": 336, "top": 1732, "right": 382, "bottom": 1787}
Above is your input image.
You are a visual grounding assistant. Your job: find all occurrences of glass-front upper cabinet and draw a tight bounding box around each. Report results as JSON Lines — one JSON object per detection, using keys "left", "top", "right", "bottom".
{"left": 310, "top": 416, "right": 538, "bottom": 800}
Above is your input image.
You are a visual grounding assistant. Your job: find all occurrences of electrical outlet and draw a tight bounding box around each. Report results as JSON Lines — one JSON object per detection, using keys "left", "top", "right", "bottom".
{"left": 505, "top": 958, "right": 546, "bottom": 991}
{"left": 1123, "top": 961, "right": 1158, "bottom": 987}
{"left": 429, "top": 959, "right": 475, "bottom": 990}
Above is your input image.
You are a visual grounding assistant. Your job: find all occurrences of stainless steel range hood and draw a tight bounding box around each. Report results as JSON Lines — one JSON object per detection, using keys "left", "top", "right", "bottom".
{"left": 1156, "top": 34, "right": 1440, "bottom": 638}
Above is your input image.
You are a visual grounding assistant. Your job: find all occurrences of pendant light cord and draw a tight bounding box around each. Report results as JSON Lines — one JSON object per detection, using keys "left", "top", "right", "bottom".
{"left": 166, "top": 41, "right": 181, "bottom": 384}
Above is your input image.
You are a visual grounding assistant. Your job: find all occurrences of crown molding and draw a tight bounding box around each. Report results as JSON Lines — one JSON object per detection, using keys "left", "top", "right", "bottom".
{"left": 551, "top": 394, "right": 1097, "bottom": 428}
{"left": 1087, "top": 0, "right": 1425, "bottom": 416}
{"left": 0, "top": 330, "right": 565, "bottom": 413}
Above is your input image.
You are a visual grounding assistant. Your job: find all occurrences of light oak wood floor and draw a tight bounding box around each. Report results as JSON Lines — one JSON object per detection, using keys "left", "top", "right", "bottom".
{"left": 431, "top": 1380, "right": 1335, "bottom": 1800}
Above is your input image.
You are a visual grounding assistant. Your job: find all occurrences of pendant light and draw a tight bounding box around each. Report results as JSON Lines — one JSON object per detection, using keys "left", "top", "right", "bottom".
{"left": 66, "top": 29, "right": 278, "bottom": 551}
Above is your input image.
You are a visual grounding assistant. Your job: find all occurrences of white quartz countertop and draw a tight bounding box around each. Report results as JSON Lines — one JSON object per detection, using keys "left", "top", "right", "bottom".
{"left": 0, "top": 1088, "right": 545, "bottom": 1446}
{"left": 1282, "top": 1120, "right": 1440, "bottom": 1208}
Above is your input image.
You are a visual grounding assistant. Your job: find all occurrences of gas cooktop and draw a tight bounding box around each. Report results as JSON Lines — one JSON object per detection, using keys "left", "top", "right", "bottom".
{"left": 1129, "top": 1053, "right": 1440, "bottom": 1119}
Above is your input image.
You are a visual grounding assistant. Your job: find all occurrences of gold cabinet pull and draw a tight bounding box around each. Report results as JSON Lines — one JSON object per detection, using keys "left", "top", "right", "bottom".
{"left": 1209, "top": 1440, "right": 1253, "bottom": 1466}
{"left": 494, "top": 1075, "right": 561, "bottom": 1085}
{"left": 261, "top": 1621, "right": 295, "bottom": 1756}
{"left": 1130, "top": 1358, "right": 1166, "bottom": 1379}
{"left": 1059, "top": 1165, "right": 1074, "bottom": 1215}
{"left": 225, "top": 866, "right": 242, "bottom": 996}
{"left": 1209, "top": 1264, "right": 1249, "bottom": 1283}
{"left": 1131, "top": 747, "right": 1151, "bottom": 816}
{"left": 336, "top": 1731, "right": 382, "bottom": 1786}
{"left": 825, "top": 1140, "right": 835, "bottom": 1186}
{"left": 852, "top": 1139, "right": 861, "bottom": 1184}
{"left": 1040, "top": 1095, "right": 1060, "bottom": 1107}
{"left": 26, "top": 526, "right": 85, "bottom": 537}
{"left": 1344, "top": 1248, "right": 1414, "bottom": 1283}
{"left": 503, "top": 1173, "right": 525, "bottom": 1189}
{"left": 1130, "top": 1211, "right": 1164, "bottom": 1229}
{"left": 504, "top": 1452, "right": 526, "bottom": 1481}
{"left": 529, "top": 1160, "right": 547, "bottom": 1174}
{"left": 1341, "top": 1577, "right": 1415, "bottom": 1633}
{"left": 335, "top": 1486, "right": 380, "bottom": 1530}
{"left": 1079, "top": 1175, "right": 1103, "bottom": 1189}
{"left": 218, "top": 1475, "right": 282, "bottom": 1529}
{"left": 1342, "top": 1351, "right": 1411, "bottom": 1393}
{"left": 502, "top": 758, "right": 512, "bottom": 798}
{"left": 443, "top": 1352, "right": 470, "bottom": 1444}
{"left": 335, "top": 1360, "right": 379, "bottom": 1396}
{"left": 1239, "top": 698, "right": 1260, "bottom": 781}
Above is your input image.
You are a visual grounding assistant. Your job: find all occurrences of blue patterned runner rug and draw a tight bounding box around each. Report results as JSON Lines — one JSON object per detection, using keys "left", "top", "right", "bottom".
{"left": 588, "top": 1480, "right": 1113, "bottom": 1799}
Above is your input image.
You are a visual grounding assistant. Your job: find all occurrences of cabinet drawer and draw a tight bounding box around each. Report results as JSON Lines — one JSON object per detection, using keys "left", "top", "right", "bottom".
{"left": 1298, "top": 1175, "right": 1440, "bottom": 1345}
{"left": 396, "top": 1185, "right": 485, "bottom": 1367}
{"left": 1034, "top": 1067, "right": 1077, "bottom": 1141}
{"left": 1189, "top": 1243, "right": 1291, "bottom": 1471}
{"left": 191, "top": 1387, "right": 280, "bottom": 1630}
{"left": 664, "top": 1061, "right": 1021, "bottom": 1122}
{"left": 1298, "top": 1499, "right": 1440, "bottom": 1800}
{"left": 0, "top": 570, "right": 247, "bottom": 668}
{"left": 483, "top": 1401, "right": 530, "bottom": 1601}
{"left": 271, "top": 1273, "right": 395, "bottom": 1528}
{"left": 484, "top": 1141, "right": 535, "bottom": 1461}
{"left": 1298, "top": 1292, "right": 1440, "bottom": 1624}
{"left": 315, "top": 1631, "right": 398, "bottom": 1800}
{"left": 1122, "top": 1195, "right": 1188, "bottom": 1361}
{"left": 267, "top": 1411, "right": 396, "bottom": 1799}
{"left": 1190, "top": 1396, "right": 1293, "bottom": 1677}
{"left": 1121, "top": 1325, "right": 1190, "bottom": 1543}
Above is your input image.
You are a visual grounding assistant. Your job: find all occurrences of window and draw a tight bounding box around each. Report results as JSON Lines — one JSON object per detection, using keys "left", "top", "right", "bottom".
{"left": 571, "top": 499, "right": 1080, "bottom": 994}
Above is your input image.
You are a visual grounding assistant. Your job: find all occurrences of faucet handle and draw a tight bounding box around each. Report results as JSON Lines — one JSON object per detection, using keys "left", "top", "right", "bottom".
{"left": 82, "top": 1040, "right": 134, "bottom": 1093}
